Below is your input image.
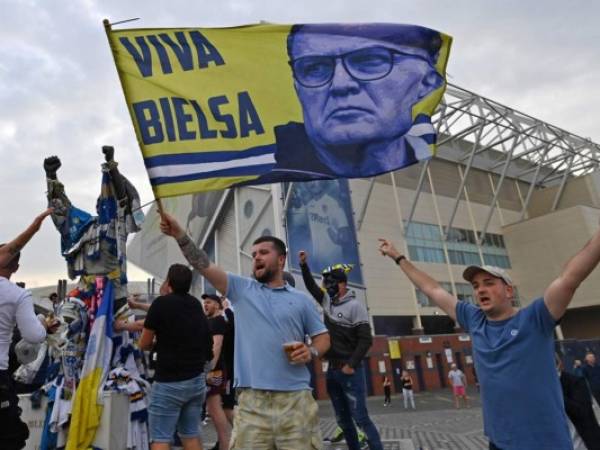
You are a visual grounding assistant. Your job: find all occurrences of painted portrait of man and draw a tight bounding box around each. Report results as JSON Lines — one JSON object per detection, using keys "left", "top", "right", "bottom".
{"left": 266, "top": 23, "right": 449, "bottom": 181}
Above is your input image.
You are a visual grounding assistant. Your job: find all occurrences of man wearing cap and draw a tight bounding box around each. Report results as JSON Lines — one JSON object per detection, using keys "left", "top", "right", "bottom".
{"left": 202, "top": 293, "right": 231, "bottom": 450}
{"left": 160, "top": 213, "right": 330, "bottom": 450}
{"left": 379, "top": 232, "right": 600, "bottom": 450}
{"left": 299, "top": 251, "right": 382, "bottom": 450}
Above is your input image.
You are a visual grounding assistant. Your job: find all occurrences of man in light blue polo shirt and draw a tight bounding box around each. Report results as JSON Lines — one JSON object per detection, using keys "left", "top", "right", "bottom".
{"left": 379, "top": 226, "right": 600, "bottom": 450}
{"left": 160, "top": 213, "right": 330, "bottom": 450}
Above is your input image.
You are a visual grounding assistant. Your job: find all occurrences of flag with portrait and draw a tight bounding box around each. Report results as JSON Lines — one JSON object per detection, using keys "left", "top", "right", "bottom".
{"left": 106, "top": 22, "right": 452, "bottom": 198}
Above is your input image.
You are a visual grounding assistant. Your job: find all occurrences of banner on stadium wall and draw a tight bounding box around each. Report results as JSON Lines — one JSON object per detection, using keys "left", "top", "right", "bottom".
{"left": 388, "top": 339, "right": 402, "bottom": 359}
{"left": 106, "top": 22, "right": 452, "bottom": 198}
{"left": 286, "top": 179, "right": 364, "bottom": 285}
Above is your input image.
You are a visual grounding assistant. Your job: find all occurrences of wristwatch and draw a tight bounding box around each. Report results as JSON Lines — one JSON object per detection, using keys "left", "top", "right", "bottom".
{"left": 309, "top": 346, "right": 319, "bottom": 359}
{"left": 394, "top": 255, "right": 406, "bottom": 265}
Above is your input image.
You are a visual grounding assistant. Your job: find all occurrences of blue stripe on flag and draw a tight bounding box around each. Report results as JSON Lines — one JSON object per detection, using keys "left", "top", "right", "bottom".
{"left": 150, "top": 163, "right": 276, "bottom": 186}
{"left": 414, "top": 114, "right": 431, "bottom": 124}
{"left": 144, "top": 144, "right": 276, "bottom": 168}
{"left": 423, "top": 134, "right": 436, "bottom": 145}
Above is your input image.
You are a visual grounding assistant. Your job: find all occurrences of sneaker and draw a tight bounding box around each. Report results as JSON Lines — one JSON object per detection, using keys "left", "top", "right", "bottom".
{"left": 325, "top": 427, "right": 345, "bottom": 443}
{"left": 358, "top": 430, "right": 367, "bottom": 443}
{"left": 358, "top": 434, "right": 369, "bottom": 450}
{"left": 209, "top": 442, "right": 219, "bottom": 450}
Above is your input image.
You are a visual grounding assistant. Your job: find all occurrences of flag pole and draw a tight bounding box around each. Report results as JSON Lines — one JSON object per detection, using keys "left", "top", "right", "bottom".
{"left": 103, "top": 18, "right": 165, "bottom": 220}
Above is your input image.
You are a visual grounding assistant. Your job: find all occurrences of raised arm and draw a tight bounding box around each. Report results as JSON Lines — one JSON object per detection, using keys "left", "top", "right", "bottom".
{"left": 0, "top": 209, "right": 53, "bottom": 267}
{"left": 544, "top": 224, "right": 600, "bottom": 320}
{"left": 160, "top": 212, "right": 228, "bottom": 294}
{"left": 298, "top": 251, "right": 325, "bottom": 304}
{"left": 378, "top": 238, "right": 458, "bottom": 321}
{"left": 102, "top": 146, "right": 127, "bottom": 201}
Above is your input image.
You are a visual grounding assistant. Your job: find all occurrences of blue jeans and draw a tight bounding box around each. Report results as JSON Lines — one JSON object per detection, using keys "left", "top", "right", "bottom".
{"left": 326, "top": 365, "right": 383, "bottom": 450}
{"left": 148, "top": 373, "right": 206, "bottom": 443}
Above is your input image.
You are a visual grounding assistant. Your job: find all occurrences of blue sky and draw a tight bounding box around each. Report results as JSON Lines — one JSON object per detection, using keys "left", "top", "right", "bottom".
{"left": 2, "top": 0, "right": 599, "bottom": 286}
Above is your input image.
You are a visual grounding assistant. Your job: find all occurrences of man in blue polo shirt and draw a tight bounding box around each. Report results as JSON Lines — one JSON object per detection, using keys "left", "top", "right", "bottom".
{"left": 160, "top": 213, "right": 330, "bottom": 450}
{"left": 378, "top": 226, "right": 600, "bottom": 450}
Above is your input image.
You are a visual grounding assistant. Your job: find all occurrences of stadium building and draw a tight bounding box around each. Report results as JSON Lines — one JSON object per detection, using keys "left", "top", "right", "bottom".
{"left": 128, "top": 83, "right": 600, "bottom": 394}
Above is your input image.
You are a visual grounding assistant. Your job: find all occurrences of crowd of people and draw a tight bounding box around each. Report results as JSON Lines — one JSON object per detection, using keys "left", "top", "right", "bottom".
{"left": 2, "top": 195, "right": 600, "bottom": 450}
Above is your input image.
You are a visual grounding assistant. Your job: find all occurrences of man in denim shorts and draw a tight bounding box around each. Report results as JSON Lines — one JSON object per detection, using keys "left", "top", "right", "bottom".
{"left": 139, "top": 264, "right": 213, "bottom": 450}
{"left": 161, "top": 213, "right": 330, "bottom": 450}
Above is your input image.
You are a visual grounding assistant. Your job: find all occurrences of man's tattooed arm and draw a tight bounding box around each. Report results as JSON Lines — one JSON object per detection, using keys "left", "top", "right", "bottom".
{"left": 176, "top": 234, "right": 211, "bottom": 270}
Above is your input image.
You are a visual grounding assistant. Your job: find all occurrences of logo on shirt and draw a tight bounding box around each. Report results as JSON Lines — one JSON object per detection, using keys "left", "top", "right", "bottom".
{"left": 337, "top": 313, "right": 343, "bottom": 319}
{"left": 510, "top": 329, "right": 519, "bottom": 337}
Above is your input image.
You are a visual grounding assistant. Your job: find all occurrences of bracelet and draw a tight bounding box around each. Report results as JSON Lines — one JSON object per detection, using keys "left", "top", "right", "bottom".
{"left": 394, "top": 255, "right": 406, "bottom": 265}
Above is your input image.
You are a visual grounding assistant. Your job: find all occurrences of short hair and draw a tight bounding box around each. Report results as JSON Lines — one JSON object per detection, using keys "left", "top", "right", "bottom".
{"left": 252, "top": 236, "right": 287, "bottom": 256}
{"left": 287, "top": 23, "right": 442, "bottom": 62}
{"left": 166, "top": 264, "right": 193, "bottom": 294}
{"left": 0, "top": 244, "right": 20, "bottom": 272}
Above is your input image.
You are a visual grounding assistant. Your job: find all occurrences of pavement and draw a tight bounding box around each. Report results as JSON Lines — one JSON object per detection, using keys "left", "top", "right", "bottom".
{"left": 198, "top": 388, "right": 490, "bottom": 450}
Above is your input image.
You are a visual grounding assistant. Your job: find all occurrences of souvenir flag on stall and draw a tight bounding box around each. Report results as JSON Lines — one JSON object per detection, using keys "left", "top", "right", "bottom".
{"left": 105, "top": 21, "right": 452, "bottom": 198}
{"left": 66, "top": 279, "right": 114, "bottom": 450}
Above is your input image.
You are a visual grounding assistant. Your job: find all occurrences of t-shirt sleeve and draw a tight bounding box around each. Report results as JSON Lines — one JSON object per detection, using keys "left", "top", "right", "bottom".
{"left": 226, "top": 273, "right": 249, "bottom": 304}
{"left": 209, "top": 316, "right": 227, "bottom": 336}
{"left": 528, "top": 297, "right": 557, "bottom": 335}
{"left": 144, "top": 299, "right": 162, "bottom": 331}
{"left": 455, "top": 301, "right": 480, "bottom": 333}
{"left": 303, "top": 297, "right": 328, "bottom": 337}
{"left": 16, "top": 291, "right": 46, "bottom": 343}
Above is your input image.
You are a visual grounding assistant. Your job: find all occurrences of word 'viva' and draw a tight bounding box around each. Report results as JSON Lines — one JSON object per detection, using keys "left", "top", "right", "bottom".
{"left": 119, "top": 31, "right": 224, "bottom": 77}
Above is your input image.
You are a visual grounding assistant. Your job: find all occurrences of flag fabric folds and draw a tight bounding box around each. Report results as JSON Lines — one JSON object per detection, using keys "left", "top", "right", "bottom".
{"left": 66, "top": 278, "right": 114, "bottom": 450}
{"left": 106, "top": 22, "right": 452, "bottom": 198}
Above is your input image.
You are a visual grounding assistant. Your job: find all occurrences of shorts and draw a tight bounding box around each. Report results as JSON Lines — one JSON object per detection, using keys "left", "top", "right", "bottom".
{"left": 230, "top": 388, "right": 322, "bottom": 450}
{"left": 453, "top": 385, "right": 466, "bottom": 396}
{"left": 148, "top": 373, "right": 206, "bottom": 443}
{"left": 222, "top": 380, "right": 236, "bottom": 410}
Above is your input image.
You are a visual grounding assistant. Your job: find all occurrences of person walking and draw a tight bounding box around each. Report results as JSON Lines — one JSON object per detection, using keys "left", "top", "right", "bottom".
{"left": 382, "top": 376, "right": 392, "bottom": 406}
{"left": 448, "top": 364, "right": 469, "bottom": 409}
{"left": 160, "top": 213, "right": 330, "bottom": 450}
{"left": 378, "top": 226, "right": 600, "bottom": 450}
{"left": 401, "top": 371, "right": 416, "bottom": 410}
{"left": 139, "top": 264, "right": 213, "bottom": 450}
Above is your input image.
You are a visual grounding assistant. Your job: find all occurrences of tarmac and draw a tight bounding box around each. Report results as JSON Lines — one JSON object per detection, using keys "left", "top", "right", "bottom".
{"left": 198, "top": 388, "right": 489, "bottom": 450}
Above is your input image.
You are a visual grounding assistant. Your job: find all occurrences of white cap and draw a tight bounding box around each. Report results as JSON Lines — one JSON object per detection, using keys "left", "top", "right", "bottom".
{"left": 462, "top": 265, "right": 513, "bottom": 286}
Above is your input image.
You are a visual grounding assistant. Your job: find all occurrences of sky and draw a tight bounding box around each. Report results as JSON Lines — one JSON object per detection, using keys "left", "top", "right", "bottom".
{"left": 2, "top": 0, "right": 599, "bottom": 288}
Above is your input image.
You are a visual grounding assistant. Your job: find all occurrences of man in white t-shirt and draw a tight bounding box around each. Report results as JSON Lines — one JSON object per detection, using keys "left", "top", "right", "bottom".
{"left": 447, "top": 363, "right": 469, "bottom": 409}
{"left": 0, "top": 210, "right": 58, "bottom": 449}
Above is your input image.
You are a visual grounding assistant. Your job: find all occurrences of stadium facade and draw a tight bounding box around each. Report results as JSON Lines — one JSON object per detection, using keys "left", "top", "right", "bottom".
{"left": 130, "top": 83, "right": 600, "bottom": 342}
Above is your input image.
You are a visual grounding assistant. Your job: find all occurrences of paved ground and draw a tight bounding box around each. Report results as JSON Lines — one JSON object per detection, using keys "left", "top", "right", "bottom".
{"left": 199, "top": 388, "right": 489, "bottom": 450}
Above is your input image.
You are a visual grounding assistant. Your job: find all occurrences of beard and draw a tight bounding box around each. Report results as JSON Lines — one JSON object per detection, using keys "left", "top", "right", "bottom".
{"left": 254, "top": 266, "right": 276, "bottom": 284}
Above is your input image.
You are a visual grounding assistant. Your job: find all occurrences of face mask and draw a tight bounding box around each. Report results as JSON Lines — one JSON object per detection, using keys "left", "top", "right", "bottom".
{"left": 324, "top": 277, "right": 339, "bottom": 299}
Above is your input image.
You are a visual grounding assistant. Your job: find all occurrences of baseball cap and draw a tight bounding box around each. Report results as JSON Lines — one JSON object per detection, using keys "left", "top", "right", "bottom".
{"left": 462, "top": 265, "right": 513, "bottom": 286}
{"left": 322, "top": 263, "right": 353, "bottom": 283}
{"left": 201, "top": 293, "right": 222, "bottom": 305}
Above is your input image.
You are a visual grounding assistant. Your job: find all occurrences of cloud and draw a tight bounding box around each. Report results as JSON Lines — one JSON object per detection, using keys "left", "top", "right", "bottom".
{"left": 1, "top": 0, "right": 599, "bottom": 286}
